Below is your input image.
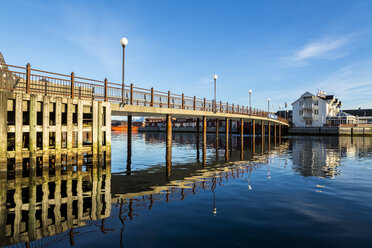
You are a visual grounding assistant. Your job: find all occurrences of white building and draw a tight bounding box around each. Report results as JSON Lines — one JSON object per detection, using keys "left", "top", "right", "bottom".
{"left": 292, "top": 91, "right": 341, "bottom": 127}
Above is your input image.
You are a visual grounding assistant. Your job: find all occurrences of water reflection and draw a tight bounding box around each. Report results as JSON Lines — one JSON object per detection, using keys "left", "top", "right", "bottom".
{"left": 291, "top": 136, "right": 372, "bottom": 178}
{"left": 0, "top": 151, "right": 111, "bottom": 247}
{"left": 1, "top": 134, "right": 371, "bottom": 247}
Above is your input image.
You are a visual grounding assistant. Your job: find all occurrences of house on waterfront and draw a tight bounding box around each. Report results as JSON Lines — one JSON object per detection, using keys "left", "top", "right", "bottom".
{"left": 292, "top": 90, "right": 341, "bottom": 127}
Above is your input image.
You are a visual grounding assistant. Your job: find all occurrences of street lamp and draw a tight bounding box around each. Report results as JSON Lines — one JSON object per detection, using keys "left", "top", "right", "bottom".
{"left": 267, "top": 98, "right": 270, "bottom": 113}
{"left": 213, "top": 74, "right": 218, "bottom": 113}
{"left": 249, "top": 89, "right": 252, "bottom": 114}
{"left": 120, "top": 37, "right": 128, "bottom": 104}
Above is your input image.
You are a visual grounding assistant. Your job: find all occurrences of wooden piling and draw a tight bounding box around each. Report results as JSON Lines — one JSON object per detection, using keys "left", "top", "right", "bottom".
{"left": 166, "top": 114, "right": 172, "bottom": 176}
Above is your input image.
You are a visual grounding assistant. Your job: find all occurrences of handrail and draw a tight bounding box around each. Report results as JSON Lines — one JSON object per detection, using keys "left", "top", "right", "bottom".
{"left": 0, "top": 62, "right": 289, "bottom": 124}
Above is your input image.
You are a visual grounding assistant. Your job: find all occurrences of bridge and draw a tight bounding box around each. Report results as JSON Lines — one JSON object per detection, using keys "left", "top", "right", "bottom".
{"left": 0, "top": 62, "right": 289, "bottom": 174}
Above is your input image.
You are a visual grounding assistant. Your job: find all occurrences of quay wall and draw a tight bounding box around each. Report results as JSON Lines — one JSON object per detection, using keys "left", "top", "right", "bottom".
{"left": 289, "top": 127, "right": 372, "bottom": 136}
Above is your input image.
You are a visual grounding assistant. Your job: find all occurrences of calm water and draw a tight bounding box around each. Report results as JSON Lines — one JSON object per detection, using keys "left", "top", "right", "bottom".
{"left": 2, "top": 133, "right": 372, "bottom": 247}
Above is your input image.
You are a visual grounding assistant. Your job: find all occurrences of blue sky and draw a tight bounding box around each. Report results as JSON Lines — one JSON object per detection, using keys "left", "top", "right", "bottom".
{"left": 1, "top": 0, "right": 372, "bottom": 111}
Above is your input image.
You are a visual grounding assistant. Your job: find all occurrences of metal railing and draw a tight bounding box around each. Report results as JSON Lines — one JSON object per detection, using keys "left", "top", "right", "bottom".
{"left": 0, "top": 62, "right": 288, "bottom": 124}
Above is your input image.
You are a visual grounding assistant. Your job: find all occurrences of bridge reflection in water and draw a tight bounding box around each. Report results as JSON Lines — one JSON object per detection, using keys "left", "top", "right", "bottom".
{"left": 0, "top": 134, "right": 365, "bottom": 247}
{"left": 0, "top": 151, "right": 111, "bottom": 247}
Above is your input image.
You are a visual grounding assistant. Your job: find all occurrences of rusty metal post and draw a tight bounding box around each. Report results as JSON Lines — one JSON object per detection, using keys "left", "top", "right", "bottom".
{"left": 151, "top": 87, "right": 154, "bottom": 107}
{"left": 220, "top": 101, "right": 222, "bottom": 112}
{"left": 203, "top": 98, "right": 206, "bottom": 111}
{"left": 26, "top": 63, "right": 31, "bottom": 94}
{"left": 104, "top": 78, "right": 108, "bottom": 102}
{"left": 182, "top": 93, "right": 185, "bottom": 109}
{"left": 168, "top": 91, "right": 171, "bottom": 108}
{"left": 130, "top": 83, "right": 133, "bottom": 105}
{"left": 71, "top": 72, "right": 75, "bottom": 98}
{"left": 193, "top": 96, "right": 196, "bottom": 110}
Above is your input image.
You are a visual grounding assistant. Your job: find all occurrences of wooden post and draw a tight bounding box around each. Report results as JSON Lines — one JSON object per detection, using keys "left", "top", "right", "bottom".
{"left": 14, "top": 94, "right": 22, "bottom": 176}
{"left": 150, "top": 87, "right": 154, "bottom": 107}
{"left": 225, "top": 117, "right": 229, "bottom": 161}
{"left": 252, "top": 119, "right": 255, "bottom": 139}
{"left": 193, "top": 96, "right": 196, "bottom": 110}
{"left": 216, "top": 119, "right": 219, "bottom": 137}
{"left": 279, "top": 124, "right": 281, "bottom": 139}
{"left": 182, "top": 93, "right": 185, "bottom": 109}
{"left": 130, "top": 83, "right": 133, "bottom": 105}
{"left": 168, "top": 91, "right": 171, "bottom": 108}
{"left": 71, "top": 72, "right": 75, "bottom": 99}
{"left": 261, "top": 120, "right": 265, "bottom": 141}
{"left": 232, "top": 104, "right": 235, "bottom": 113}
{"left": 226, "top": 102, "right": 229, "bottom": 113}
{"left": 127, "top": 115, "right": 132, "bottom": 173}
{"left": 26, "top": 63, "right": 31, "bottom": 94}
{"left": 92, "top": 101, "right": 98, "bottom": 156}
{"left": 67, "top": 98, "right": 73, "bottom": 150}
{"left": 203, "top": 98, "right": 206, "bottom": 111}
{"left": 268, "top": 122, "right": 271, "bottom": 140}
{"left": 98, "top": 102, "right": 103, "bottom": 153}
{"left": 42, "top": 96, "right": 49, "bottom": 153}
{"left": 274, "top": 123, "right": 277, "bottom": 140}
{"left": 220, "top": 101, "right": 222, "bottom": 112}
{"left": 29, "top": 95, "right": 37, "bottom": 154}
{"left": 202, "top": 116, "right": 207, "bottom": 166}
{"left": 166, "top": 114, "right": 172, "bottom": 177}
{"left": 77, "top": 101, "right": 83, "bottom": 150}
{"left": 202, "top": 116, "right": 207, "bottom": 145}
{"left": 55, "top": 98, "right": 62, "bottom": 152}
{"left": 0, "top": 92, "right": 7, "bottom": 166}
{"left": 105, "top": 103, "right": 111, "bottom": 148}
{"left": 104, "top": 78, "right": 108, "bottom": 102}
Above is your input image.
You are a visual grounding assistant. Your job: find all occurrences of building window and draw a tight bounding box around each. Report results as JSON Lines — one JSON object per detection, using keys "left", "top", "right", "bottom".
{"left": 315, "top": 100, "right": 318, "bottom": 106}
{"left": 314, "top": 109, "right": 318, "bottom": 115}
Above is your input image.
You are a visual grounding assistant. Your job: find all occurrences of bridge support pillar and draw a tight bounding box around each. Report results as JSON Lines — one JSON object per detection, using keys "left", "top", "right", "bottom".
{"left": 252, "top": 120, "right": 255, "bottom": 139}
{"left": 225, "top": 118, "right": 229, "bottom": 161}
{"left": 261, "top": 120, "right": 264, "bottom": 140}
{"left": 196, "top": 118, "right": 200, "bottom": 162}
{"left": 166, "top": 114, "right": 172, "bottom": 177}
{"left": 240, "top": 118, "right": 244, "bottom": 160}
{"left": 127, "top": 115, "right": 132, "bottom": 174}
{"left": 279, "top": 124, "right": 281, "bottom": 141}
{"left": 216, "top": 119, "right": 219, "bottom": 137}
{"left": 202, "top": 116, "right": 207, "bottom": 166}
{"left": 268, "top": 122, "right": 271, "bottom": 140}
{"left": 274, "top": 123, "right": 277, "bottom": 146}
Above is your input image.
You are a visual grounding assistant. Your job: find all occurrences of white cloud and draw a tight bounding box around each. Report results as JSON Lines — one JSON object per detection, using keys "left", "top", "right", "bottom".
{"left": 293, "top": 37, "right": 349, "bottom": 61}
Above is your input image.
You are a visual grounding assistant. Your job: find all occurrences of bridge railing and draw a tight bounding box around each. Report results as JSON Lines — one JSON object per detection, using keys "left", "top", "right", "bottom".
{"left": 0, "top": 62, "right": 288, "bottom": 124}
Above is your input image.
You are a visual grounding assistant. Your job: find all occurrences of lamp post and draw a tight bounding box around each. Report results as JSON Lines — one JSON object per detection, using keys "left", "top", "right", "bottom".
{"left": 213, "top": 74, "right": 218, "bottom": 113}
{"left": 249, "top": 89, "right": 252, "bottom": 114}
{"left": 268, "top": 98, "right": 270, "bottom": 113}
{"left": 120, "top": 37, "right": 128, "bottom": 104}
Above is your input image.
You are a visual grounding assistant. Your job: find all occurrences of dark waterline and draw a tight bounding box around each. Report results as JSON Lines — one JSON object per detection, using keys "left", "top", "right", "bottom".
{"left": 1, "top": 133, "right": 372, "bottom": 247}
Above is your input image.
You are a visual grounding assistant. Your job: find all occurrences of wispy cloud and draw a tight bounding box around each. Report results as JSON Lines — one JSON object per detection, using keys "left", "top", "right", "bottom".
{"left": 281, "top": 35, "right": 353, "bottom": 66}
{"left": 293, "top": 37, "right": 349, "bottom": 61}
